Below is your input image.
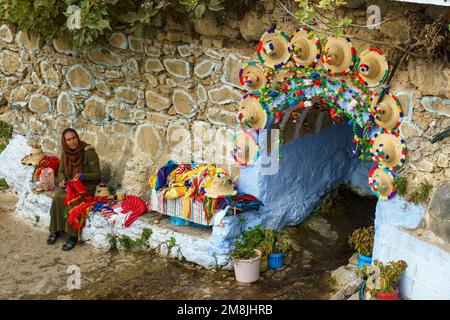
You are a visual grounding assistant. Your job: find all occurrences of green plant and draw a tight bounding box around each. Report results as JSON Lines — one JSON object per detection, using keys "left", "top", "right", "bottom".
{"left": 253, "top": 229, "right": 292, "bottom": 254}
{"left": 114, "top": 228, "right": 152, "bottom": 250}
{"left": 107, "top": 233, "right": 117, "bottom": 249}
{"left": 259, "top": 229, "right": 275, "bottom": 255}
{"left": 35, "top": 215, "right": 40, "bottom": 223}
{"left": 168, "top": 236, "right": 176, "bottom": 248}
{"left": 230, "top": 225, "right": 263, "bottom": 260}
{"left": 118, "top": 234, "right": 134, "bottom": 250}
{"left": 410, "top": 181, "right": 433, "bottom": 204}
{"left": 348, "top": 226, "right": 374, "bottom": 257}
{"left": 230, "top": 225, "right": 294, "bottom": 261}
{"left": 356, "top": 259, "right": 408, "bottom": 298}
{"left": 230, "top": 238, "right": 258, "bottom": 260}
{"left": 295, "top": 0, "right": 350, "bottom": 38}
{"left": 0, "top": 121, "right": 13, "bottom": 154}
{"left": 271, "top": 229, "right": 292, "bottom": 254}
{"left": 305, "top": 282, "right": 315, "bottom": 290}
{"left": 393, "top": 176, "right": 408, "bottom": 196}
{"left": 0, "top": 0, "right": 258, "bottom": 49}
{"left": 141, "top": 228, "right": 152, "bottom": 242}
{"left": 0, "top": 178, "right": 8, "bottom": 190}
{"left": 242, "top": 225, "right": 265, "bottom": 250}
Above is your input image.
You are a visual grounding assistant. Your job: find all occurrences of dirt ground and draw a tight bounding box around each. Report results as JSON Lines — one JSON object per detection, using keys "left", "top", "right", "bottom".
{"left": 0, "top": 187, "right": 376, "bottom": 300}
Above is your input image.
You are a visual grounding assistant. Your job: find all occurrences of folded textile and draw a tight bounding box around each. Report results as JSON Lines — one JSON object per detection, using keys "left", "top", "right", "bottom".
{"left": 202, "top": 193, "right": 263, "bottom": 218}
{"left": 119, "top": 195, "right": 147, "bottom": 227}
{"left": 149, "top": 161, "right": 262, "bottom": 222}
{"left": 155, "top": 160, "right": 179, "bottom": 190}
{"left": 64, "top": 180, "right": 91, "bottom": 235}
{"left": 33, "top": 156, "right": 60, "bottom": 181}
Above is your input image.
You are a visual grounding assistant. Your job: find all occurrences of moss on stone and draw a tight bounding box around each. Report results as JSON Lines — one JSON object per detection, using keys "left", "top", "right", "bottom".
{"left": 0, "top": 121, "right": 13, "bottom": 154}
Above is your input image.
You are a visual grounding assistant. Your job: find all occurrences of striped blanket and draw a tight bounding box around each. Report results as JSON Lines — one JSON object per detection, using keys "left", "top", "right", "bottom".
{"left": 148, "top": 188, "right": 214, "bottom": 226}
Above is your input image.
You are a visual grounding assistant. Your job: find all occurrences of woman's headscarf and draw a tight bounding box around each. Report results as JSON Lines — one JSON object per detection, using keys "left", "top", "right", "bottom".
{"left": 61, "top": 128, "right": 87, "bottom": 179}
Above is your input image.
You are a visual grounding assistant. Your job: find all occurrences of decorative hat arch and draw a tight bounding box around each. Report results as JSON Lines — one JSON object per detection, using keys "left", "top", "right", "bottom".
{"left": 232, "top": 27, "right": 407, "bottom": 200}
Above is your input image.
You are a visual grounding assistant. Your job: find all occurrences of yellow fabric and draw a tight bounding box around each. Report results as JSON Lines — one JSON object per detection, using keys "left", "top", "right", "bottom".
{"left": 149, "top": 174, "right": 157, "bottom": 189}
{"left": 149, "top": 163, "right": 230, "bottom": 220}
{"left": 165, "top": 164, "right": 224, "bottom": 199}
{"left": 181, "top": 183, "right": 196, "bottom": 219}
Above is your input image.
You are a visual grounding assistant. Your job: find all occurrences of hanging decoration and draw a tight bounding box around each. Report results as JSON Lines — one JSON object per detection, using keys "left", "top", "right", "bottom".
{"left": 233, "top": 27, "right": 407, "bottom": 200}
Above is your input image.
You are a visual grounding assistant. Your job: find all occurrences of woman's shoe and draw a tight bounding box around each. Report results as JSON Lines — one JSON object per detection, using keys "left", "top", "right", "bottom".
{"left": 47, "top": 232, "right": 60, "bottom": 245}
{"left": 62, "top": 236, "right": 78, "bottom": 251}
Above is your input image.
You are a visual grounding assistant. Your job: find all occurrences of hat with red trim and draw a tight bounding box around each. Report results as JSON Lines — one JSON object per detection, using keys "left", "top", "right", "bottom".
{"left": 356, "top": 48, "right": 389, "bottom": 87}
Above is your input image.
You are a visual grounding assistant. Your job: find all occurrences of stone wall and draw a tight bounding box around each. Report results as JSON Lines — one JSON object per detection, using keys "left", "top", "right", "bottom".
{"left": 0, "top": 1, "right": 448, "bottom": 199}
{"left": 0, "top": 23, "right": 253, "bottom": 197}
{"left": 373, "top": 196, "right": 450, "bottom": 299}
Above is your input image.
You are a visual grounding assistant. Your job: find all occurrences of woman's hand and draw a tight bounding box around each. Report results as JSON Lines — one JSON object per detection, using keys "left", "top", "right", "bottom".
{"left": 72, "top": 173, "right": 81, "bottom": 181}
{"left": 58, "top": 180, "right": 66, "bottom": 188}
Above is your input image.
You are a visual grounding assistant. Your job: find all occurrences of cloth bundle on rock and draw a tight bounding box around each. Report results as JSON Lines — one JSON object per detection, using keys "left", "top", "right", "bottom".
{"left": 203, "top": 194, "right": 263, "bottom": 217}
{"left": 33, "top": 156, "right": 60, "bottom": 182}
{"left": 89, "top": 194, "right": 148, "bottom": 227}
{"left": 64, "top": 180, "right": 123, "bottom": 235}
{"left": 149, "top": 161, "right": 262, "bottom": 224}
{"left": 120, "top": 195, "right": 147, "bottom": 227}
{"left": 21, "top": 144, "right": 60, "bottom": 182}
{"left": 38, "top": 167, "right": 56, "bottom": 191}
{"left": 64, "top": 180, "right": 91, "bottom": 235}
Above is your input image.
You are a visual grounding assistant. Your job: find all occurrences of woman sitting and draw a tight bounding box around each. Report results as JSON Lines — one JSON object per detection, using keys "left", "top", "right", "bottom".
{"left": 47, "top": 128, "right": 101, "bottom": 251}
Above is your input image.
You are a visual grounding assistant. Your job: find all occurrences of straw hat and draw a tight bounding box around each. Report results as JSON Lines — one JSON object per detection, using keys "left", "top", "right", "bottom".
{"left": 356, "top": 48, "right": 389, "bottom": 87}
{"left": 239, "top": 62, "right": 266, "bottom": 92}
{"left": 368, "top": 166, "right": 396, "bottom": 200}
{"left": 237, "top": 94, "right": 268, "bottom": 131}
{"left": 231, "top": 131, "right": 260, "bottom": 166}
{"left": 204, "top": 172, "right": 237, "bottom": 198}
{"left": 289, "top": 27, "right": 321, "bottom": 69}
{"left": 370, "top": 92, "right": 403, "bottom": 130}
{"left": 370, "top": 129, "right": 406, "bottom": 171}
{"left": 321, "top": 36, "right": 356, "bottom": 75}
{"left": 95, "top": 183, "right": 111, "bottom": 197}
{"left": 22, "top": 144, "right": 45, "bottom": 166}
{"left": 257, "top": 28, "right": 291, "bottom": 69}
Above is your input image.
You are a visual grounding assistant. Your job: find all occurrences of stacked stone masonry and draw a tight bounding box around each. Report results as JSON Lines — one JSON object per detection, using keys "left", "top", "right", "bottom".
{"left": 0, "top": 2, "right": 449, "bottom": 261}
{"left": 0, "top": 2, "right": 448, "bottom": 196}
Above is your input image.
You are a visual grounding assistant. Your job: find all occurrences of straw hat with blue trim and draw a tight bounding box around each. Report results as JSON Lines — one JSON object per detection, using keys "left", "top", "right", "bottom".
{"left": 237, "top": 94, "right": 268, "bottom": 131}
{"left": 95, "top": 183, "right": 111, "bottom": 197}
{"left": 368, "top": 166, "right": 396, "bottom": 200}
{"left": 204, "top": 172, "right": 237, "bottom": 198}
{"left": 231, "top": 131, "right": 260, "bottom": 166}
{"left": 239, "top": 62, "right": 266, "bottom": 92}
{"left": 289, "top": 27, "right": 321, "bottom": 69}
{"left": 257, "top": 28, "right": 291, "bottom": 69}
{"left": 370, "top": 129, "right": 406, "bottom": 171}
{"left": 356, "top": 48, "right": 389, "bottom": 87}
{"left": 321, "top": 36, "right": 356, "bottom": 75}
{"left": 370, "top": 92, "right": 403, "bottom": 131}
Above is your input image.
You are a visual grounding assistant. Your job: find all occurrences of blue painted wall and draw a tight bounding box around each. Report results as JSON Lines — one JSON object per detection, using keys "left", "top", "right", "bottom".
{"left": 237, "top": 122, "right": 367, "bottom": 230}
{"left": 373, "top": 196, "right": 450, "bottom": 299}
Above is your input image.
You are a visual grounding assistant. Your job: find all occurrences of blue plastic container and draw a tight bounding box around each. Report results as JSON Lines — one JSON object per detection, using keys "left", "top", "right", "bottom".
{"left": 189, "top": 221, "right": 212, "bottom": 230}
{"left": 169, "top": 216, "right": 190, "bottom": 226}
{"left": 268, "top": 253, "right": 284, "bottom": 269}
{"left": 358, "top": 254, "right": 372, "bottom": 269}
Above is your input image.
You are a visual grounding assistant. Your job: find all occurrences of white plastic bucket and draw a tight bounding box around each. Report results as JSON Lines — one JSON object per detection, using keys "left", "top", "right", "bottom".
{"left": 232, "top": 249, "right": 262, "bottom": 283}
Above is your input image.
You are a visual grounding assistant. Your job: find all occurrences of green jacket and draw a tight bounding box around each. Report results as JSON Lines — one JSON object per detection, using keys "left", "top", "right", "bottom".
{"left": 57, "top": 146, "right": 101, "bottom": 187}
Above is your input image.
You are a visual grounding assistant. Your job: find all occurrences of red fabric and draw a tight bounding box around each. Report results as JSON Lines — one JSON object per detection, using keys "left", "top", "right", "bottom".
{"left": 64, "top": 180, "right": 93, "bottom": 234}
{"left": 34, "top": 156, "right": 60, "bottom": 181}
{"left": 120, "top": 195, "right": 147, "bottom": 228}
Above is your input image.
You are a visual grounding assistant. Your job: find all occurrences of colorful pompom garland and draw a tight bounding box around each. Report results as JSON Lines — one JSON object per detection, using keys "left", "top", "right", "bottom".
{"left": 233, "top": 28, "right": 407, "bottom": 200}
